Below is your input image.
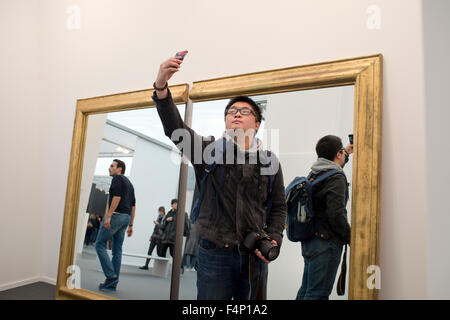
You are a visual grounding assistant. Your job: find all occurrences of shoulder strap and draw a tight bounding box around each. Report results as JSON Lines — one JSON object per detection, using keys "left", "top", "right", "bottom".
{"left": 311, "top": 169, "right": 342, "bottom": 186}
{"left": 311, "top": 169, "right": 349, "bottom": 200}
{"left": 190, "top": 138, "right": 227, "bottom": 224}
{"left": 263, "top": 150, "right": 277, "bottom": 224}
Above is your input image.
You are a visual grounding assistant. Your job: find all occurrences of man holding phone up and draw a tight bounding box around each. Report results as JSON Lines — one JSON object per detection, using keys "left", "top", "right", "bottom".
{"left": 151, "top": 52, "right": 287, "bottom": 300}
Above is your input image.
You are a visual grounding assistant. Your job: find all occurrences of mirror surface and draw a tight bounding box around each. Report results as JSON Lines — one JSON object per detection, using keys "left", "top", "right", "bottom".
{"left": 179, "top": 85, "right": 354, "bottom": 300}
{"left": 73, "top": 104, "right": 192, "bottom": 300}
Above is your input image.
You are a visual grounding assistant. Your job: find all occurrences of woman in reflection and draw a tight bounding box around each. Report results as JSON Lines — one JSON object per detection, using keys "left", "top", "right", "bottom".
{"left": 157, "top": 199, "right": 190, "bottom": 258}
{"left": 139, "top": 206, "right": 165, "bottom": 270}
{"left": 151, "top": 55, "right": 287, "bottom": 300}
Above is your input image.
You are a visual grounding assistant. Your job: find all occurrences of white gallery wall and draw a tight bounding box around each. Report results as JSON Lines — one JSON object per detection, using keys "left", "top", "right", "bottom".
{"left": 422, "top": 0, "right": 450, "bottom": 300}
{"left": 1, "top": 0, "right": 449, "bottom": 299}
{"left": 0, "top": 0, "right": 43, "bottom": 291}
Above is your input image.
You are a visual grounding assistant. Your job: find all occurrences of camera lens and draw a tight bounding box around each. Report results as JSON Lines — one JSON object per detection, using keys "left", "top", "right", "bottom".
{"left": 266, "top": 246, "right": 280, "bottom": 261}
{"left": 258, "top": 240, "right": 280, "bottom": 261}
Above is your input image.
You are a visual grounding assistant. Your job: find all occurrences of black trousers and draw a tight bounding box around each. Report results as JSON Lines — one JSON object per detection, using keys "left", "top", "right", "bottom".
{"left": 143, "top": 240, "right": 159, "bottom": 267}
{"left": 157, "top": 242, "right": 174, "bottom": 258}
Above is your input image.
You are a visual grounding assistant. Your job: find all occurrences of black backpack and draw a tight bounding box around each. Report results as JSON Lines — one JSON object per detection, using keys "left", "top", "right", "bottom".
{"left": 285, "top": 170, "right": 348, "bottom": 242}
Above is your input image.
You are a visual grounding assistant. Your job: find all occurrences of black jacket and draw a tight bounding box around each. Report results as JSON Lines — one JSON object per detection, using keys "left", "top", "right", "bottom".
{"left": 152, "top": 89, "right": 287, "bottom": 248}
{"left": 150, "top": 215, "right": 164, "bottom": 242}
{"left": 159, "top": 209, "right": 190, "bottom": 245}
{"left": 311, "top": 171, "right": 351, "bottom": 245}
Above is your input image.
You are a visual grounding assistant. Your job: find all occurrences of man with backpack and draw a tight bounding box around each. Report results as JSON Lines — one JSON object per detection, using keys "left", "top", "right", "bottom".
{"left": 151, "top": 55, "right": 287, "bottom": 300}
{"left": 287, "top": 135, "right": 352, "bottom": 300}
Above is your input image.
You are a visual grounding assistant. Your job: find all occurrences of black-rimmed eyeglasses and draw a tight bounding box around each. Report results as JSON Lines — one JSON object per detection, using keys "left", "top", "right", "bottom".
{"left": 226, "top": 107, "right": 256, "bottom": 117}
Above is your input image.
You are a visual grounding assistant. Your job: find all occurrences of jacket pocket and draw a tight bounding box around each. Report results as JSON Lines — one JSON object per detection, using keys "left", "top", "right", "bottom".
{"left": 198, "top": 239, "right": 217, "bottom": 252}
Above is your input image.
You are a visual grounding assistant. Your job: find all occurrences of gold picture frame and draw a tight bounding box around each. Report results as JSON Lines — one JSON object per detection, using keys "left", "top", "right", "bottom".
{"left": 55, "top": 84, "right": 189, "bottom": 300}
{"left": 189, "top": 54, "right": 382, "bottom": 300}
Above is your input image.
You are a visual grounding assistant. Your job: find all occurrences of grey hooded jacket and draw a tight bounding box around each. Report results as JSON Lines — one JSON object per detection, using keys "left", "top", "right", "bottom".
{"left": 310, "top": 158, "right": 351, "bottom": 245}
{"left": 152, "top": 89, "right": 287, "bottom": 248}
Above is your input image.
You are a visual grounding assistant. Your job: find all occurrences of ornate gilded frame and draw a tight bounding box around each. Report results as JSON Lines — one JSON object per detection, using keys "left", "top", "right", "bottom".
{"left": 190, "top": 54, "right": 382, "bottom": 300}
{"left": 55, "top": 84, "right": 189, "bottom": 300}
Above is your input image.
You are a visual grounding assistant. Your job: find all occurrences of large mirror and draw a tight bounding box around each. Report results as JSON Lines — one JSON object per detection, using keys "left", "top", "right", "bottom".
{"left": 56, "top": 55, "right": 381, "bottom": 300}
{"left": 180, "top": 86, "right": 354, "bottom": 300}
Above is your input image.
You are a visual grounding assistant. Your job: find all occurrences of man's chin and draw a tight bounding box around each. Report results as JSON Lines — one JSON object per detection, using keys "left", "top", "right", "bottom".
{"left": 227, "top": 125, "right": 246, "bottom": 133}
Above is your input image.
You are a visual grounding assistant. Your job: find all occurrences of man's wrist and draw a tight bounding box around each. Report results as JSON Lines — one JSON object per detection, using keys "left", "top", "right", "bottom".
{"left": 153, "top": 81, "right": 168, "bottom": 91}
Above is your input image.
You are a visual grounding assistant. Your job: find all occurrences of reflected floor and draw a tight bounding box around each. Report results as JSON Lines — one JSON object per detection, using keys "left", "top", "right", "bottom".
{"left": 76, "top": 246, "right": 197, "bottom": 300}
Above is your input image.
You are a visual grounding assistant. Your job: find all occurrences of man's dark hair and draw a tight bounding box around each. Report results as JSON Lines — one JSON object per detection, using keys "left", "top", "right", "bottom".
{"left": 158, "top": 206, "right": 165, "bottom": 214}
{"left": 224, "top": 96, "right": 263, "bottom": 123}
{"left": 113, "top": 159, "right": 126, "bottom": 175}
{"left": 315, "top": 135, "right": 343, "bottom": 161}
{"left": 171, "top": 199, "right": 178, "bottom": 205}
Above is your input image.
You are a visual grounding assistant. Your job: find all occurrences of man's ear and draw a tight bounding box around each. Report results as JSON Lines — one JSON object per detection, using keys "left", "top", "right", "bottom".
{"left": 255, "top": 121, "right": 261, "bottom": 132}
{"left": 333, "top": 152, "right": 339, "bottom": 162}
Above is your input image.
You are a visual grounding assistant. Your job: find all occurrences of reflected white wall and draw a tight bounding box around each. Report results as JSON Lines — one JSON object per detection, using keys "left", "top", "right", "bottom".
{"left": 74, "top": 114, "right": 107, "bottom": 257}
{"left": 121, "top": 136, "right": 181, "bottom": 266}
{"left": 264, "top": 86, "right": 354, "bottom": 300}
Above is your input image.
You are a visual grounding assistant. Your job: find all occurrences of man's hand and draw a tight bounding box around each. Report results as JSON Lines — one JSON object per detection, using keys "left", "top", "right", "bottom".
{"left": 104, "top": 216, "right": 111, "bottom": 230}
{"left": 155, "top": 57, "right": 183, "bottom": 90}
{"left": 166, "top": 217, "right": 174, "bottom": 222}
{"left": 254, "top": 240, "right": 278, "bottom": 264}
{"left": 345, "top": 144, "right": 353, "bottom": 155}
{"left": 127, "top": 226, "right": 133, "bottom": 237}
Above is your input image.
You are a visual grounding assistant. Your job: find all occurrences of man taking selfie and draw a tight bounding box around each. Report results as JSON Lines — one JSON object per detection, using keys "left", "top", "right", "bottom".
{"left": 151, "top": 54, "right": 287, "bottom": 300}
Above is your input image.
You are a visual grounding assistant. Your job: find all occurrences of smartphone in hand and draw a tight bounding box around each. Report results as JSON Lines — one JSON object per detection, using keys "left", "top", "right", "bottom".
{"left": 175, "top": 50, "right": 188, "bottom": 60}
{"left": 349, "top": 134, "right": 354, "bottom": 145}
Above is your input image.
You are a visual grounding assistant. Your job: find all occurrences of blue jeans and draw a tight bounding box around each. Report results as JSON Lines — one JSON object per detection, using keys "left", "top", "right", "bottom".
{"left": 95, "top": 213, "right": 131, "bottom": 279}
{"left": 186, "top": 255, "right": 197, "bottom": 269}
{"left": 196, "top": 239, "right": 268, "bottom": 300}
{"left": 296, "top": 237, "right": 343, "bottom": 300}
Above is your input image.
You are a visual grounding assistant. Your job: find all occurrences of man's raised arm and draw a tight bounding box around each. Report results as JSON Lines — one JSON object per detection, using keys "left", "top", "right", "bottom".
{"left": 151, "top": 56, "right": 214, "bottom": 166}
